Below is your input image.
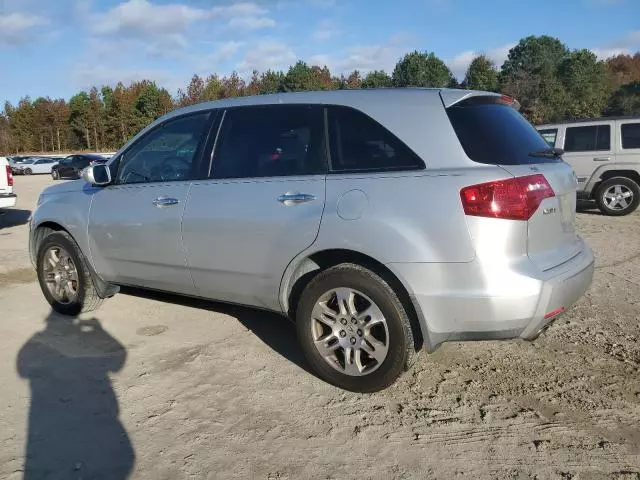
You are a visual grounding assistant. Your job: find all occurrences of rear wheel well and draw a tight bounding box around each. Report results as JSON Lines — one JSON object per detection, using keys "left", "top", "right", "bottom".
{"left": 286, "top": 249, "right": 424, "bottom": 351}
{"left": 591, "top": 170, "right": 640, "bottom": 197}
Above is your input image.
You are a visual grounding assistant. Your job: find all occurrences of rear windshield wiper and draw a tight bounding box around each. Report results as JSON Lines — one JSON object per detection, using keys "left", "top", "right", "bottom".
{"left": 529, "top": 147, "right": 564, "bottom": 158}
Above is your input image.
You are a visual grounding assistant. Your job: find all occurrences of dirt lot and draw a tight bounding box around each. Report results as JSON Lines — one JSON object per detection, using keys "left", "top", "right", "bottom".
{"left": 1, "top": 175, "right": 639, "bottom": 479}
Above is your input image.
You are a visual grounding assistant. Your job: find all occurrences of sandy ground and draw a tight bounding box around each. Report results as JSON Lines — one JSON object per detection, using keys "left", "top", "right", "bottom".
{"left": 0, "top": 175, "right": 639, "bottom": 479}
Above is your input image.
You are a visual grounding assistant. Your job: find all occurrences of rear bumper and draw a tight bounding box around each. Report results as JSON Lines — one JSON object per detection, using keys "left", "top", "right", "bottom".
{"left": 389, "top": 237, "right": 594, "bottom": 351}
{"left": 0, "top": 193, "right": 17, "bottom": 208}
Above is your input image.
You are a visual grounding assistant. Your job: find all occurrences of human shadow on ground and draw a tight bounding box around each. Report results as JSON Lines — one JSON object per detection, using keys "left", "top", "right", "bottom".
{"left": 0, "top": 208, "right": 31, "bottom": 229}
{"left": 119, "top": 286, "right": 311, "bottom": 375}
{"left": 17, "top": 311, "right": 134, "bottom": 480}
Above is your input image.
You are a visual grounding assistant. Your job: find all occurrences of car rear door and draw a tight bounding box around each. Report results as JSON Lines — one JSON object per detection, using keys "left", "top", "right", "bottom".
{"left": 182, "top": 105, "right": 327, "bottom": 310}
{"left": 88, "top": 111, "right": 214, "bottom": 294}
{"left": 561, "top": 121, "right": 613, "bottom": 188}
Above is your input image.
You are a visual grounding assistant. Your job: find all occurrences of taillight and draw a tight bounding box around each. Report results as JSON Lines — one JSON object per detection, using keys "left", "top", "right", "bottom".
{"left": 460, "top": 174, "right": 554, "bottom": 221}
{"left": 6, "top": 165, "right": 13, "bottom": 186}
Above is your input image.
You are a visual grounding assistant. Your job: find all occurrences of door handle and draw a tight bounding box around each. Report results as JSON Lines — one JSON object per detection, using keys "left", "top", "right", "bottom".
{"left": 277, "top": 192, "right": 316, "bottom": 206}
{"left": 593, "top": 157, "right": 610, "bottom": 162}
{"left": 152, "top": 196, "right": 180, "bottom": 207}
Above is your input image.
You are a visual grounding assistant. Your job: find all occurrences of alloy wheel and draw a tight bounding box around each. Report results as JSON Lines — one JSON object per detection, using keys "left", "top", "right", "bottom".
{"left": 310, "top": 287, "right": 389, "bottom": 376}
{"left": 603, "top": 184, "right": 634, "bottom": 211}
{"left": 42, "top": 245, "right": 79, "bottom": 304}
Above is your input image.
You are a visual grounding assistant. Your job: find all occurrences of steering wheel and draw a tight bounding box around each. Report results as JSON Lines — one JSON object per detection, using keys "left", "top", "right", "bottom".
{"left": 159, "top": 157, "right": 191, "bottom": 181}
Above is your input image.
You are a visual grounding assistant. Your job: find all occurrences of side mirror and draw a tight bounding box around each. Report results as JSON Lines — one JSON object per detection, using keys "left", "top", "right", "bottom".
{"left": 82, "top": 164, "right": 111, "bottom": 186}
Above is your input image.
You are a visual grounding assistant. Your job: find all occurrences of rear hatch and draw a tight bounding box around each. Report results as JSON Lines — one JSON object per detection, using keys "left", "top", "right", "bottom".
{"left": 445, "top": 94, "right": 581, "bottom": 271}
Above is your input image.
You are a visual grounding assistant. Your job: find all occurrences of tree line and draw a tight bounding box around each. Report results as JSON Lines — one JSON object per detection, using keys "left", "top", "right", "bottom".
{"left": 1, "top": 35, "right": 639, "bottom": 155}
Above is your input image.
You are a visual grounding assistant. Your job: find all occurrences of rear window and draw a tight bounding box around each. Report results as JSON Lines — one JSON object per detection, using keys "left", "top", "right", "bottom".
{"left": 446, "top": 98, "right": 558, "bottom": 165}
{"left": 621, "top": 123, "right": 640, "bottom": 149}
{"left": 538, "top": 128, "right": 558, "bottom": 147}
{"left": 564, "top": 125, "right": 610, "bottom": 152}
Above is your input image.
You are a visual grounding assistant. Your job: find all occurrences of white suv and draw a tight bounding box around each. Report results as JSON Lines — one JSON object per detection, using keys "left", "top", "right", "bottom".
{"left": 538, "top": 117, "right": 640, "bottom": 215}
{"left": 0, "top": 156, "right": 17, "bottom": 209}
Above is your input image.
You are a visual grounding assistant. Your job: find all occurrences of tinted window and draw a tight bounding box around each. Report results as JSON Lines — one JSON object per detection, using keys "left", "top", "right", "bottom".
{"left": 538, "top": 128, "right": 558, "bottom": 147}
{"left": 213, "top": 105, "right": 325, "bottom": 179}
{"left": 117, "top": 112, "right": 210, "bottom": 184}
{"left": 621, "top": 123, "right": 640, "bottom": 149}
{"left": 564, "top": 125, "right": 611, "bottom": 152}
{"left": 328, "top": 106, "right": 423, "bottom": 172}
{"left": 446, "top": 99, "right": 557, "bottom": 165}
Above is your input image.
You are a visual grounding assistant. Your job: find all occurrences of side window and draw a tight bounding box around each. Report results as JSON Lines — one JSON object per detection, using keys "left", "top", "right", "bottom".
{"left": 212, "top": 105, "right": 325, "bottom": 179}
{"left": 564, "top": 125, "right": 611, "bottom": 152}
{"left": 328, "top": 106, "right": 424, "bottom": 172}
{"left": 621, "top": 123, "right": 640, "bottom": 149}
{"left": 538, "top": 128, "right": 557, "bottom": 147}
{"left": 116, "top": 112, "right": 210, "bottom": 184}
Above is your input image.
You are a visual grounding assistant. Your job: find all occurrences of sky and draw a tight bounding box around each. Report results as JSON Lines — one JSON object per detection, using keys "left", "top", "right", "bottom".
{"left": 0, "top": 0, "right": 639, "bottom": 105}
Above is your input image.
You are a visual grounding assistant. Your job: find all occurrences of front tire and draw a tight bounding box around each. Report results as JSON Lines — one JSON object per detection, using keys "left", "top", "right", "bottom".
{"left": 51, "top": 170, "right": 59, "bottom": 180}
{"left": 595, "top": 177, "right": 640, "bottom": 216}
{"left": 24, "top": 168, "right": 32, "bottom": 175}
{"left": 36, "top": 231, "right": 103, "bottom": 316}
{"left": 296, "top": 263, "right": 414, "bottom": 392}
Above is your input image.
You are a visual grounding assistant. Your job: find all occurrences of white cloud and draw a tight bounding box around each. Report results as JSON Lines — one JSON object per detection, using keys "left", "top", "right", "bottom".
{"left": 608, "top": 30, "right": 640, "bottom": 49}
{"left": 237, "top": 40, "right": 297, "bottom": 75}
{"left": 0, "top": 12, "right": 47, "bottom": 46}
{"left": 312, "top": 19, "right": 339, "bottom": 41}
{"left": 211, "top": 41, "right": 243, "bottom": 62}
{"left": 447, "top": 43, "right": 514, "bottom": 80}
{"left": 91, "top": 0, "right": 273, "bottom": 45}
{"left": 309, "top": 35, "right": 410, "bottom": 74}
{"left": 92, "top": 0, "right": 210, "bottom": 36}
{"left": 591, "top": 30, "right": 640, "bottom": 59}
{"left": 308, "top": 0, "right": 336, "bottom": 7}
{"left": 73, "top": 64, "right": 181, "bottom": 92}
{"left": 228, "top": 16, "right": 276, "bottom": 30}
{"left": 592, "top": 47, "right": 632, "bottom": 59}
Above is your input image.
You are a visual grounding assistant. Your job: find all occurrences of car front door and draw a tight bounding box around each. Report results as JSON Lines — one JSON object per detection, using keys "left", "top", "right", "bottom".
{"left": 561, "top": 122, "right": 613, "bottom": 188}
{"left": 88, "top": 111, "right": 213, "bottom": 294}
{"left": 182, "top": 105, "right": 327, "bottom": 310}
{"left": 57, "top": 157, "right": 75, "bottom": 178}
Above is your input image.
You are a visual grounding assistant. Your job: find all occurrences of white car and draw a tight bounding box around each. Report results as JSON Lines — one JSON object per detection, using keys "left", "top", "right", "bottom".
{"left": 0, "top": 156, "right": 17, "bottom": 208}
{"left": 12, "top": 157, "right": 59, "bottom": 175}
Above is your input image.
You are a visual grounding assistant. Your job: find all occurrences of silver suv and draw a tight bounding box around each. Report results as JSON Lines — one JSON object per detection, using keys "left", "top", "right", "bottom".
{"left": 30, "top": 89, "right": 594, "bottom": 392}
{"left": 538, "top": 117, "right": 640, "bottom": 216}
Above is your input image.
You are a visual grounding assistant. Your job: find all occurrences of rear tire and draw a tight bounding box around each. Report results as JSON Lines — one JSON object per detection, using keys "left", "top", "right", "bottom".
{"left": 296, "top": 263, "right": 414, "bottom": 392}
{"left": 36, "top": 231, "right": 104, "bottom": 316}
{"left": 595, "top": 177, "right": 640, "bottom": 216}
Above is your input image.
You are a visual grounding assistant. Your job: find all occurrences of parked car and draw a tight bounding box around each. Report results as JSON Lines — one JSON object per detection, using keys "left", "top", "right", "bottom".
{"left": 0, "top": 156, "right": 16, "bottom": 209}
{"left": 11, "top": 157, "right": 59, "bottom": 175}
{"left": 537, "top": 117, "right": 640, "bottom": 215}
{"left": 8, "top": 156, "right": 31, "bottom": 166}
{"left": 29, "top": 89, "right": 594, "bottom": 392}
{"left": 51, "top": 154, "right": 107, "bottom": 180}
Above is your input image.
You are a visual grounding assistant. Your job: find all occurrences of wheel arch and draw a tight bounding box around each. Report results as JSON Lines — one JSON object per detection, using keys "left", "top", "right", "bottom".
{"left": 30, "top": 220, "right": 118, "bottom": 299}
{"left": 281, "top": 248, "right": 426, "bottom": 351}
{"left": 30, "top": 221, "right": 68, "bottom": 267}
{"left": 586, "top": 166, "right": 640, "bottom": 197}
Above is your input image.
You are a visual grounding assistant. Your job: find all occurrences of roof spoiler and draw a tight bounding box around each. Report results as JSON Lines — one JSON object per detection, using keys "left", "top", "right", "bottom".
{"left": 439, "top": 89, "right": 521, "bottom": 111}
